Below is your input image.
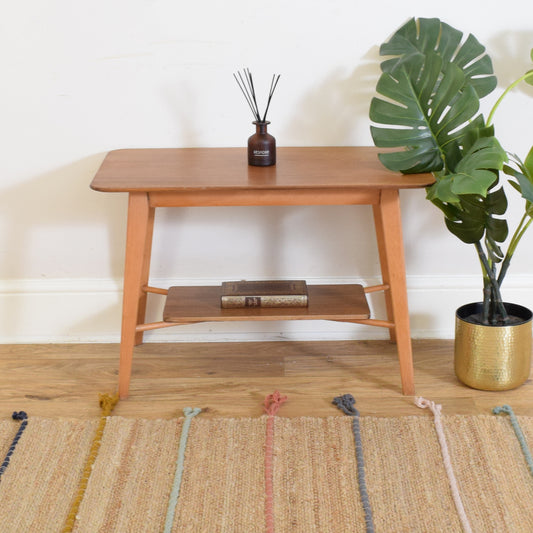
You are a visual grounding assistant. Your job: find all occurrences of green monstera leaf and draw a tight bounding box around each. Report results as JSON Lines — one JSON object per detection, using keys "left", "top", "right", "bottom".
{"left": 370, "top": 17, "right": 497, "bottom": 175}
{"left": 435, "top": 186, "right": 508, "bottom": 245}
{"left": 379, "top": 18, "right": 497, "bottom": 98}
{"left": 426, "top": 136, "right": 507, "bottom": 204}
{"left": 428, "top": 136, "right": 508, "bottom": 246}
{"left": 504, "top": 147, "right": 533, "bottom": 216}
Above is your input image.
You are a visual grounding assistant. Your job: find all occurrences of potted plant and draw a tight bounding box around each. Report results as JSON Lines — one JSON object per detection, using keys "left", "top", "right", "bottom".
{"left": 369, "top": 17, "right": 533, "bottom": 390}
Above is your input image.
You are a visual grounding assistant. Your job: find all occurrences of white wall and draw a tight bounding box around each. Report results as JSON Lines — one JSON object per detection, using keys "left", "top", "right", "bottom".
{"left": 1, "top": 1, "right": 533, "bottom": 342}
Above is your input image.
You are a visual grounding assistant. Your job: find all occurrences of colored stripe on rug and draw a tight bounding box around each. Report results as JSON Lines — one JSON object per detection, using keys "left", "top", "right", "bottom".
{"left": 3, "top": 412, "right": 533, "bottom": 530}
{"left": 0, "top": 412, "right": 28, "bottom": 482}
{"left": 333, "top": 394, "right": 374, "bottom": 533}
{"left": 62, "top": 393, "right": 119, "bottom": 533}
{"left": 493, "top": 404, "right": 533, "bottom": 478}
{"left": 163, "top": 407, "right": 202, "bottom": 533}
{"left": 415, "top": 397, "right": 472, "bottom": 533}
{"left": 264, "top": 391, "right": 287, "bottom": 533}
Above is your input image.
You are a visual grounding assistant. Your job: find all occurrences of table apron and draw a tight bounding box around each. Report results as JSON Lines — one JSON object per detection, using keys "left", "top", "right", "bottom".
{"left": 148, "top": 188, "right": 382, "bottom": 207}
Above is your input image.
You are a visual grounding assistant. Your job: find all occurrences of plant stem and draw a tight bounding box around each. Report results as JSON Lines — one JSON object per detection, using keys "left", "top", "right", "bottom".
{"left": 498, "top": 214, "right": 533, "bottom": 285}
{"left": 482, "top": 274, "right": 491, "bottom": 323}
{"left": 487, "top": 71, "right": 533, "bottom": 127}
{"left": 475, "top": 241, "right": 509, "bottom": 324}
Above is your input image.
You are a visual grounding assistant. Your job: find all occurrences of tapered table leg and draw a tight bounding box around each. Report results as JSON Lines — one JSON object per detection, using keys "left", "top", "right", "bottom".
{"left": 372, "top": 199, "right": 396, "bottom": 344}
{"left": 134, "top": 205, "right": 155, "bottom": 346}
{"left": 119, "top": 192, "right": 154, "bottom": 399}
{"left": 373, "top": 189, "right": 415, "bottom": 395}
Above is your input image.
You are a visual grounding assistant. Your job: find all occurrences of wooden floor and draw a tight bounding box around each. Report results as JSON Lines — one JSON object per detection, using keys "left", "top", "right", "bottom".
{"left": 1, "top": 340, "right": 532, "bottom": 419}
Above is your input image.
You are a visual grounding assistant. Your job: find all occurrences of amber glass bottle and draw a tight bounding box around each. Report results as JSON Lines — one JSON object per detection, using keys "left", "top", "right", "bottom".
{"left": 248, "top": 121, "right": 276, "bottom": 166}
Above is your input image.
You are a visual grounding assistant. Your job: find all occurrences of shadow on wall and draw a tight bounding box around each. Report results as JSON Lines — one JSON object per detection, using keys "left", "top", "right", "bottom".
{"left": 284, "top": 46, "right": 381, "bottom": 146}
{"left": 486, "top": 29, "right": 533, "bottom": 162}
{"left": 489, "top": 30, "right": 533, "bottom": 91}
{"left": 0, "top": 154, "right": 127, "bottom": 337}
{"left": 143, "top": 44, "right": 390, "bottom": 284}
{"left": 280, "top": 44, "right": 434, "bottom": 276}
{"left": 152, "top": 203, "right": 379, "bottom": 282}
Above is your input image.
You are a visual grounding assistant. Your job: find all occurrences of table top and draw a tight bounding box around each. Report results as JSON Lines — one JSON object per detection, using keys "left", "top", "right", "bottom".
{"left": 90, "top": 147, "right": 434, "bottom": 193}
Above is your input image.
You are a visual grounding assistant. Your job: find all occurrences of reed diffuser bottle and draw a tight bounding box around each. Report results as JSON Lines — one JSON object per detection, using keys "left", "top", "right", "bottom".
{"left": 248, "top": 121, "right": 276, "bottom": 166}
{"left": 234, "top": 69, "right": 280, "bottom": 167}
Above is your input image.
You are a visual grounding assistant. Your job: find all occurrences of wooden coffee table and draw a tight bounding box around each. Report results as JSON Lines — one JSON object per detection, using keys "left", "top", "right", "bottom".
{"left": 91, "top": 147, "right": 434, "bottom": 398}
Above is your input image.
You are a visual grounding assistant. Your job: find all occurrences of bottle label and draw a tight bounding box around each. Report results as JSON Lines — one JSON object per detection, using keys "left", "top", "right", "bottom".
{"left": 253, "top": 150, "right": 270, "bottom": 156}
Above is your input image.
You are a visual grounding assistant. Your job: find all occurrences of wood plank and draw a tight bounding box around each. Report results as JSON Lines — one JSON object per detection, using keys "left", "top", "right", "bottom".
{"left": 162, "top": 284, "right": 370, "bottom": 323}
{"left": 90, "top": 147, "right": 435, "bottom": 193}
{"left": 1, "top": 340, "right": 531, "bottom": 419}
{"left": 148, "top": 188, "right": 381, "bottom": 207}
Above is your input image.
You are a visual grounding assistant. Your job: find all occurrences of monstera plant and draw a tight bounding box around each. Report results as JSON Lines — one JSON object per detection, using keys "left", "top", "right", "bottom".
{"left": 370, "top": 17, "right": 533, "bottom": 330}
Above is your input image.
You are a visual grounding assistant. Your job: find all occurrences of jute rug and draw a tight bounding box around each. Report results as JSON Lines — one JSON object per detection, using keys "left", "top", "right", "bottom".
{"left": 1, "top": 394, "right": 533, "bottom": 532}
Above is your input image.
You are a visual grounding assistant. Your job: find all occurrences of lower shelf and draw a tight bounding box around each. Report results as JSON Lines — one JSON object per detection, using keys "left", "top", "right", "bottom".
{"left": 163, "top": 284, "right": 370, "bottom": 323}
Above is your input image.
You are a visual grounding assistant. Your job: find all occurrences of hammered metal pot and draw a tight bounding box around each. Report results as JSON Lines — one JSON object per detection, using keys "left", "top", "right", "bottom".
{"left": 454, "top": 302, "right": 533, "bottom": 391}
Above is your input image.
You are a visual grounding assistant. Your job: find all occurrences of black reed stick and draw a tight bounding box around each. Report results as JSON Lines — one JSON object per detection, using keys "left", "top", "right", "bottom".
{"left": 245, "top": 68, "right": 259, "bottom": 118}
{"left": 233, "top": 72, "right": 260, "bottom": 121}
{"left": 234, "top": 69, "right": 280, "bottom": 123}
{"left": 262, "top": 74, "right": 280, "bottom": 122}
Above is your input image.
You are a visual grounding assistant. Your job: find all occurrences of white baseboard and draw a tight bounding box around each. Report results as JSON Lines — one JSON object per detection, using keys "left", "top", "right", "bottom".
{"left": 1, "top": 276, "right": 532, "bottom": 343}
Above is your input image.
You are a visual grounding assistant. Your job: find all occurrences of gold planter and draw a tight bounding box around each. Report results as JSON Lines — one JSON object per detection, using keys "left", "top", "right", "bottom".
{"left": 454, "top": 302, "right": 532, "bottom": 391}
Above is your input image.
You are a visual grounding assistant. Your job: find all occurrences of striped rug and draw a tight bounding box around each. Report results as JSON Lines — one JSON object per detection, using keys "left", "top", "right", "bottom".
{"left": 1, "top": 395, "right": 533, "bottom": 532}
